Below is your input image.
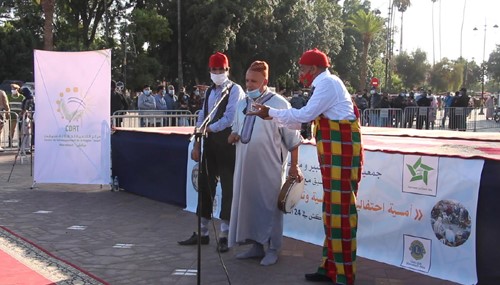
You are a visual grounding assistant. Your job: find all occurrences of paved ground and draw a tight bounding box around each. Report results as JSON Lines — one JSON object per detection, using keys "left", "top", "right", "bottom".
{"left": 0, "top": 151, "right": 459, "bottom": 285}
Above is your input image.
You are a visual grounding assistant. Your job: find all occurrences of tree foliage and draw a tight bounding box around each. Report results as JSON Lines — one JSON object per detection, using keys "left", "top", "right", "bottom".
{"left": 487, "top": 45, "right": 500, "bottom": 88}
{"left": 394, "top": 49, "right": 429, "bottom": 90}
{"left": 348, "top": 9, "right": 385, "bottom": 90}
{"left": 0, "top": 0, "right": 496, "bottom": 94}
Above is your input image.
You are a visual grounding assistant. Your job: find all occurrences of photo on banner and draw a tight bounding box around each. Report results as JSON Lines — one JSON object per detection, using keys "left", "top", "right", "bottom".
{"left": 33, "top": 49, "right": 111, "bottom": 185}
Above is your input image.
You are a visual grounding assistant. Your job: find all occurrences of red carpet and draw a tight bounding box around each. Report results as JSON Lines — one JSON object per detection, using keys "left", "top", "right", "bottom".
{"left": 0, "top": 249, "right": 54, "bottom": 284}
{"left": 0, "top": 226, "right": 107, "bottom": 285}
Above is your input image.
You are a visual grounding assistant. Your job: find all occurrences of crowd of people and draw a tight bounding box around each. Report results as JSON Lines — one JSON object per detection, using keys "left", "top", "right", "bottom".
{"left": 350, "top": 87, "right": 486, "bottom": 131}
{"left": 0, "top": 84, "right": 35, "bottom": 152}
{"left": 110, "top": 80, "right": 205, "bottom": 127}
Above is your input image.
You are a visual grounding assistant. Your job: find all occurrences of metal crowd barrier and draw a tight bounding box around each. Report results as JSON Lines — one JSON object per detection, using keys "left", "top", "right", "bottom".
{"left": 360, "top": 107, "right": 499, "bottom": 132}
{"left": 0, "top": 111, "right": 20, "bottom": 149}
{"left": 112, "top": 110, "right": 199, "bottom": 128}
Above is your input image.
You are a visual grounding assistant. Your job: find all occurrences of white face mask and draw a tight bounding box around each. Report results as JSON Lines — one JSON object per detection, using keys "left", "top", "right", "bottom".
{"left": 168, "top": 90, "right": 175, "bottom": 95}
{"left": 210, "top": 72, "right": 228, "bottom": 86}
{"left": 11, "top": 89, "right": 17, "bottom": 95}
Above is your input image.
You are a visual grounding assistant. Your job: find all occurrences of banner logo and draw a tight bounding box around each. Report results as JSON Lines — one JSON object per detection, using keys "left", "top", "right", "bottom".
{"left": 403, "top": 155, "right": 439, "bottom": 196}
{"left": 409, "top": 240, "right": 426, "bottom": 260}
{"left": 402, "top": 235, "right": 431, "bottom": 273}
{"left": 191, "top": 163, "right": 199, "bottom": 192}
{"left": 406, "top": 157, "right": 434, "bottom": 185}
{"left": 56, "top": 86, "right": 88, "bottom": 123}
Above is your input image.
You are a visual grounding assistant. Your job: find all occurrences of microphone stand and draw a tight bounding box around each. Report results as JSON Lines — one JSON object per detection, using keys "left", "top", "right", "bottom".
{"left": 190, "top": 83, "right": 232, "bottom": 285}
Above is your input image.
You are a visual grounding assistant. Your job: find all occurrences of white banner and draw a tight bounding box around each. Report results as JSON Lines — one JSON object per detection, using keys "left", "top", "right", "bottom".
{"left": 357, "top": 152, "right": 482, "bottom": 284}
{"left": 185, "top": 144, "right": 482, "bottom": 284}
{"left": 33, "top": 49, "right": 111, "bottom": 185}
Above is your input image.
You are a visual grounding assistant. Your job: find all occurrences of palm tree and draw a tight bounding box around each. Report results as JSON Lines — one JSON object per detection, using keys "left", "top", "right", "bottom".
{"left": 348, "top": 10, "right": 385, "bottom": 90}
{"left": 431, "top": 0, "right": 438, "bottom": 65}
{"left": 36, "top": 0, "right": 55, "bottom": 50}
{"left": 393, "top": 0, "right": 412, "bottom": 53}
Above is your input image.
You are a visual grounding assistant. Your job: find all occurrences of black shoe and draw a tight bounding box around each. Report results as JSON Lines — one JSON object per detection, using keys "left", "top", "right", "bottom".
{"left": 217, "top": 237, "right": 229, "bottom": 253}
{"left": 178, "top": 232, "right": 209, "bottom": 245}
{"left": 305, "top": 272, "right": 331, "bottom": 282}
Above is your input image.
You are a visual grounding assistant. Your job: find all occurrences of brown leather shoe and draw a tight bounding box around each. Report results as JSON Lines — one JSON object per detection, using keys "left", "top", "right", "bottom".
{"left": 178, "top": 232, "right": 209, "bottom": 245}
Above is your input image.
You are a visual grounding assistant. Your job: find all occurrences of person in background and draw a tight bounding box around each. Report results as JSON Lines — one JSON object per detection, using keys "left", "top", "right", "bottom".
{"left": 154, "top": 85, "right": 168, "bottom": 126}
{"left": 416, "top": 90, "right": 431, "bottom": 130}
{"left": 441, "top": 92, "right": 454, "bottom": 128}
{"left": 137, "top": 85, "right": 156, "bottom": 127}
{"left": 249, "top": 48, "right": 363, "bottom": 285}
{"left": 189, "top": 87, "right": 204, "bottom": 114}
{"left": 485, "top": 95, "right": 495, "bottom": 120}
{"left": 177, "top": 87, "right": 190, "bottom": 126}
{"left": 110, "top": 80, "right": 129, "bottom": 127}
{"left": 178, "top": 52, "right": 245, "bottom": 253}
{"left": 369, "top": 86, "right": 381, "bottom": 126}
{"left": 450, "top": 88, "right": 469, "bottom": 131}
{"left": 228, "top": 60, "right": 303, "bottom": 266}
{"left": 19, "top": 87, "right": 35, "bottom": 152}
{"left": 0, "top": 89, "right": 11, "bottom": 152}
{"left": 8, "top": 84, "right": 25, "bottom": 148}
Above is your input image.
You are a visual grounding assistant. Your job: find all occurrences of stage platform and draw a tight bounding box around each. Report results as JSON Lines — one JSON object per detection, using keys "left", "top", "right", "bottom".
{"left": 112, "top": 126, "right": 500, "bottom": 284}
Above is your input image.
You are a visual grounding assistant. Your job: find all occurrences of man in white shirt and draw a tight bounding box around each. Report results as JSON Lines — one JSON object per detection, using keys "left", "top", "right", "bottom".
{"left": 249, "top": 48, "right": 363, "bottom": 285}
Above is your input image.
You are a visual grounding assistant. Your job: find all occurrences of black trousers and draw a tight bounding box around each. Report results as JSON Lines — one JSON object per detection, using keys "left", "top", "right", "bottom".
{"left": 197, "top": 129, "right": 235, "bottom": 221}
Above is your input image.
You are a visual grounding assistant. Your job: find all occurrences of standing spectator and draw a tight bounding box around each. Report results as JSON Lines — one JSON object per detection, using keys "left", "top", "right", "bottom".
{"left": 164, "top": 84, "right": 178, "bottom": 126}
{"left": 8, "top": 84, "right": 25, "bottom": 148}
{"left": 249, "top": 48, "right": 363, "bottom": 285}
{"left": 428, "top": 90, "right": 438, "bottom": 129}
{"left": 354, "top": 90, "right": 369, "bottom": 126}
{"left": 177, "top": 87, "right": 190, "bottom": 126}
{"left": 154, "top": 85, "right": 168, "bottom": 126}
{"left": 290, "top": 90, "right": 310, "bottom": 138}
{"left": 416, "top": 90, "right": 431, "bottom": 130}
{"left": 379, "top": 92, "right": 391, "bottom": 127}
{"left": 0, "top": 89, "right": 10, "bottom": 151}
{"left": 441, "top": 92, "right": 454, "bottom": 127}
{"left": 110, "top": 80, "right": 129, "bottom": 127}
{"left": 369, "top": 87, "right": 381, "bottom": 126}
{"left": 178, "top": 52, "right": 245, "bottom": 253}
{"left": 450, "top": 88, "right": 469, "bottom": 131}
{"left": 228, "top": 60, "right": 303, "bottom": 266}
{"left": 485, "top": 95, "right": 495, "bottom": 120}
{"left": 403, "top": 92, "right": 417, "bottom": 128}
{"left": 165, "top": 84, "right": 178, "bottom": 110}
{"left": 19, "top": 87, "right": 35, "bottom": 152}
{"left": 189, "top": 88, "right": 203, "bottom": 114}
{"left": 391, "top": 93, "right": 405, "bottom": 128}
{"left": 362, "top": 88, "right": 371, "bottom": 108}
{"left": 137, "top": 85, "right": 156, "bottom": 127}
{"left": 354, "top": 90, "right": 369, "bottom": 111}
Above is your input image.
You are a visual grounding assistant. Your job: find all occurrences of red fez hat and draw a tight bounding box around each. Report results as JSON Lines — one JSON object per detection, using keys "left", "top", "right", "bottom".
{"left": 299, "top": 48, "right": 330, "bottom": 68}
{"left": 209, "top": 52, "right": 229, "bottom": 68}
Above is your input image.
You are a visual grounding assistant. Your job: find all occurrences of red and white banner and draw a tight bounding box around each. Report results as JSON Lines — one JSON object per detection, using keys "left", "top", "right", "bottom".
{"left": 33, "top": 49, "right": 111, "bottom": 185}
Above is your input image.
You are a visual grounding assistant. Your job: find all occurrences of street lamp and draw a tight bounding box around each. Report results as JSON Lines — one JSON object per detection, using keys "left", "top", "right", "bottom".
{"left": 473, "top": 22, "right": 498, "bottom": 115}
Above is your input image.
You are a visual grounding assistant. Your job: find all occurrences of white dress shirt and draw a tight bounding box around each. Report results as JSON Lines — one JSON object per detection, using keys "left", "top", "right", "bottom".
{"left": 269, "top": 70, "right": 356, "bottom": 129}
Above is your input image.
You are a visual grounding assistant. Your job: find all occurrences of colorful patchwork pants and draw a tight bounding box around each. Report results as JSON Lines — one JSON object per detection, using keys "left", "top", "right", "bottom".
{"left": 314, "top": 117, "right": 363, "bottom": 285}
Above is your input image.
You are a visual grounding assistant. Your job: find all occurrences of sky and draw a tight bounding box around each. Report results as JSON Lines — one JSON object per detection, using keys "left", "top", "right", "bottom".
{"left": 359, "top": 0, "right": 500, "bottom": 64}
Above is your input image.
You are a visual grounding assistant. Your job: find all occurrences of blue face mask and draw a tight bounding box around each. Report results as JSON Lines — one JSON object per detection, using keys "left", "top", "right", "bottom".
{"left": 247, "top": 88, "right": 261, "bottom": 99}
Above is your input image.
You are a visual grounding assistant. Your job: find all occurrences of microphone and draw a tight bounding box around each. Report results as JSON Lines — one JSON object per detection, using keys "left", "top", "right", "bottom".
{"left": 220, "top": 81, "right": 230, "bottom": 95}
